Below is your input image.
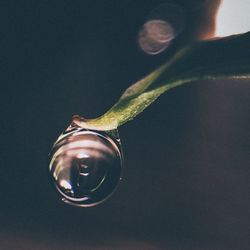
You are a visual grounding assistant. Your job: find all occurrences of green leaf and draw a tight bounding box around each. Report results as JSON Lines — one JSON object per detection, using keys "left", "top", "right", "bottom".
{"left": 73, "top": 32, "right": 250, "bottom": 131}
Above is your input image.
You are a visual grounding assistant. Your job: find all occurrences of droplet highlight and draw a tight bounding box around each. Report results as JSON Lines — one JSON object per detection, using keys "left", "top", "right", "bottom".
{"left": 49, "top": 127, "right": 123, "bottom": 207}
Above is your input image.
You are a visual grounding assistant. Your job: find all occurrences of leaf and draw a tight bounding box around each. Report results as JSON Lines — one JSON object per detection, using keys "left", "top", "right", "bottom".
{"left": 73, "top": 32, "right": 250, "bottom": 131}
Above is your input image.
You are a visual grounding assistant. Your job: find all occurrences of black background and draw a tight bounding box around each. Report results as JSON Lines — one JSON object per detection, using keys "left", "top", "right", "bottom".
{"left": 1, "top": 0, "right": 249, "bottom": 249}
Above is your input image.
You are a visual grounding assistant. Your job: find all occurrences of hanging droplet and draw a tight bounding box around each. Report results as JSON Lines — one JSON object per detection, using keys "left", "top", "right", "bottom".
{"left": 49, "top": 125, "right": 123, "bottom": 207}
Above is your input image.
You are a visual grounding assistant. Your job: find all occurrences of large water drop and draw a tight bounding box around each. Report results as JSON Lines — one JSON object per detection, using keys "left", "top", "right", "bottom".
{"left": 49, "top": 126, "right": 123, "bottom": 207}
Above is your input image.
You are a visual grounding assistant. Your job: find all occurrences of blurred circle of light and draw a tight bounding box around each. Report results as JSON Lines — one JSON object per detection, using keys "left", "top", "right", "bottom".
{"left": 138, "top": 2, "right": 185, "bottom": 55}
{"left": 216, "top": 0, "right": 250, "bottom": 37}
{"left": 138, "top": 20, "right": 174, "bottom": 55}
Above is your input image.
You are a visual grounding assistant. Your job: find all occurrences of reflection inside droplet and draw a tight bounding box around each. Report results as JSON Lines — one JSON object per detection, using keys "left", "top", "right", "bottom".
{"left": 49, "top": 127, "right": 123, "bottom": 207}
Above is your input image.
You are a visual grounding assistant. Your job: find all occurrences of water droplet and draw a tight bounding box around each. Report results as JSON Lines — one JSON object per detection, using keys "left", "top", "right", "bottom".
{"left": 49, "top": 126, "right": 123, "bottom": 207}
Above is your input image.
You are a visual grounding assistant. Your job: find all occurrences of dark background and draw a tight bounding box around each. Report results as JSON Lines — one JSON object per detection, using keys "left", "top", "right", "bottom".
{"left": 1, "top": 0, "right": 249, "bottom": 249}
